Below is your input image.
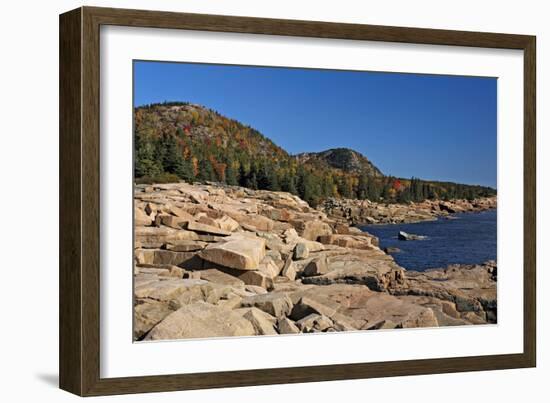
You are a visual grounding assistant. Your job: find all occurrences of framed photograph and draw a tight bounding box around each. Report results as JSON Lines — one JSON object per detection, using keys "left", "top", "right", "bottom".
{"left": 59, "top": 6, "right": 536, "bottom": 396}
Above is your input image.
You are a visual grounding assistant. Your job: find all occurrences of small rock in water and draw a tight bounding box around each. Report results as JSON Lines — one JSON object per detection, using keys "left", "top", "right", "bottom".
{"left": 443, "top": 215, "right": 459, "bottom": 220}
{"left": 398, "top": 231, "right": 427, "bottom": 241}
{"left": 384, "top": 246, "right": 401, "bottom": 254}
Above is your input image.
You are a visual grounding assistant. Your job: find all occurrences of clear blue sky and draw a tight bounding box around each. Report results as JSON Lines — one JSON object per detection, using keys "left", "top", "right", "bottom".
{"left": 134, "top": 61, "right": 497, "bottom": 188}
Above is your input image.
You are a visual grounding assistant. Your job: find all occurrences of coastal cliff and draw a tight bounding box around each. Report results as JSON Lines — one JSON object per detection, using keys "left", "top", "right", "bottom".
{"left": 134, "top": 182, "right": 496, "bottom": 341}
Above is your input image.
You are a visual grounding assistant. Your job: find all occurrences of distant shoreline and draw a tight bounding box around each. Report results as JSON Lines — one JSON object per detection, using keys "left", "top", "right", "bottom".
{"left": 321, "top": 195, "right": 497, "bottom": 226}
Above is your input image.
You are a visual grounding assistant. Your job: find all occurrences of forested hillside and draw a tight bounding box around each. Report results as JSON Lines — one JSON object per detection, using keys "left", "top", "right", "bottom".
{"left": 134, "top": 102, "right": 496, "bottom": 206}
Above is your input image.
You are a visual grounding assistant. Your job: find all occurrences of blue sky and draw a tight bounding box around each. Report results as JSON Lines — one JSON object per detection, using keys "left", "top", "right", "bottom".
{"left": 134, "top": 61, "right": 497, "bottom": 188}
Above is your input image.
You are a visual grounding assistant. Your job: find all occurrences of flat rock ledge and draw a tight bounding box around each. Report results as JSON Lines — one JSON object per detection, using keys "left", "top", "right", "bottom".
{"left": 133, "top": 182, "right": 497, "bottom": 341}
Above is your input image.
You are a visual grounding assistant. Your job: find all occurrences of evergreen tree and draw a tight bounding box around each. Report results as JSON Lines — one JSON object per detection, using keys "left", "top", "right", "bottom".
{"left": 336, "top": 176, "right": 352, "bottom": 198}
{"left": 133, "top": 103, "right": 498, "bottom": 200}
{"left": 397, "top": 187, "right": 411, "bottom": 203}
{"left": 266, "top": 166, "right": 280, "bottom": 191}
{"left": 238, "top": 164, "right": 248, "bottom": 187}
{"left": 225, "top": 161, "right": 238, "bottom": 186}
{"left": 135, "top": 139, "right": 161, "bottom": 178}
{"left": 198, "top": 158, "right": 215, "bottom": 182}
{"left": 256, "top": 162, "right": 271, "bottom": 190}
{"left": 160, "top": 135, "right": 192, "bottom": 181}
{"left": 281, "top": 173, "right": 298, "bottom": 195}
{"left": 357, "top": 173, "right": 369, "bottom": 199}
{"left": 246, "top": 172, "right": 258, "bottom": 189}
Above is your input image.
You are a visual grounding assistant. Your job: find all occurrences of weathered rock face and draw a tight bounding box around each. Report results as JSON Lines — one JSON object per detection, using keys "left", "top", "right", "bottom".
{"left": 145, "top": 302, "right": 257, "bottom": 340}
{"left": 300, "top": 252, "right": 406, "bottom": 292}
{"left": 389, "top": 261, "right": 497, "bottom": 324}
{"left": 322, "top": 196, "right": 497, "bottom": 225}
{"left": 319, "top": 234, "right": 378, "bottom": 250}
{"left": 291, "top": 220, "right": 333, "bottom": 241}
{"left": 200, "top": 235, "right": 266, "bottom": 270}
{"left": 241, "top": 292, "right": 294, "bottom": 318}
{"left": 133, "top": 182, "right": 497, "bottom": 341}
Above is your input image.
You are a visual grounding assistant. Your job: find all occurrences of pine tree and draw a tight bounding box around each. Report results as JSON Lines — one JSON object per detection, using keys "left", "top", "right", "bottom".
{"left": 246, "top": 172, "right": 258, "bottom": 189}
{"left": 198, "top": 158, "right": 215, "bottom": 182}
{"left": 135, "top": 139, "right": 161, "bottom": 178}
{"left": 366, "top": 178, "right": 381, "bottom": 201}
{"left": 357, "top": 173, "right": 369, "bottom": 199}
{"left": 266, "top": 166, "right": 280, "bottom": 191}
{"left": 238, "top": 164, "right": 248, "bottom": 187}
{"left": 160, "top": 135, "right": 193, "bottom": 181}
{"left": 281, "top": 173, "right": 297, "bottom": 195}
{"left": 225, "top": 161, "right": 238, "bottom": 186}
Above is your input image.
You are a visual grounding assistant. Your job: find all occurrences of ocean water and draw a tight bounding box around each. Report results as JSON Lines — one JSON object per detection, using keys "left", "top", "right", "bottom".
{"left": 360, "top": 209, "right": 497, "bottom": 271}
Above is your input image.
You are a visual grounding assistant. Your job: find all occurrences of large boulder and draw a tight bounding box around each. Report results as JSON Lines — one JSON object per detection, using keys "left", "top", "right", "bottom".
{"left": 293, "top": 243, "right": 309, "bottom": 260}
{"left": 134, "top": 278, "right": 206, "bottom": 302}
{"left": 302, "top": 257, "right": 329, "bottom": 277}
{"left": 332, "top": 286, "right": 439, "bottom": 329}
{"left": 225, "top": 212, "right": 275, "bottom": 232}
{"left": 260, "top": 207, "right": 295, "bottom": 222}
{"left": 215, "top": 215, "right": 240, "bottom": 232}
{"left": 149, "top": 250, "right": 197, "bottom": 266}
{"left": 145, "top": 302, "right": 256, "bottom": 340}
{"left": 241, "top": 292, "right": 293, "bottom": 318}
{"left": 238, "top": 270, "right": 273, "bottom": 289}
{"left": 277, "top": 317, "right": 300, "bottom": 334}
{"left": 166, "top": 240, "right": 207, "bottom": 252}
{"left": 389, "top": 261, "right": 497, "bottom": 323}
{"left": 134, "top": 300, "right": 174, "bottom": 340}
{"left": 301, "top": 254, "right": 406, "bottom": 292}
{"left": 257, "top": 256, "right": 282, "bottom": 279}
{"left": 439, "top": 201, "right": 464, "bottom": 214}
{"left": 186, "top": 220, "right": 232, "bottom": 236}
{"left": 290, "top": 219, "right": 332, "bottom": 241}
{"left": 291, "top": 284, "right": 438, "bottom": 330}
{"left": 281, "top": 257, "right": 297, "bottom": 281}
{"left": 198, "top": 268, "right": 245, "bottom": 288}
{"left": 200, "top": 236, "right": 266, "bottom": 270}
{"left": 135, "top": 208, "right": 153, "bottom": 226}
{"left": 318, "top": 234, "right": 377, "bottom": 250}
{"left": 296, "top": 314, "right": 334, "bottom": 333}
{"left": 290, "top": 295, "right": 356, "bottom": 331}
{"left": 236, "top": 307, "right": 278, "bottom": 335}
{"left": 135, "top": 226, "right": 199, "bottom": 248}
{"left": 155, "top": 214, "right": 192, "bottom": 229}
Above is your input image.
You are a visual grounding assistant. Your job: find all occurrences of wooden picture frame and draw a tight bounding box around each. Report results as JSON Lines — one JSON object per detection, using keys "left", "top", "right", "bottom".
{"left": 59, "top": 6, "right": 536, "bottom": 396}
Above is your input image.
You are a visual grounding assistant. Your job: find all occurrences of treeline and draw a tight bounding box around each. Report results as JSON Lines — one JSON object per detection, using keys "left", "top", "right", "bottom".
{"left": 134, "top": 102, "right": 496, "bottom": 207}
{"left": 135, "top": 132, "right": 494, "bottom": 206}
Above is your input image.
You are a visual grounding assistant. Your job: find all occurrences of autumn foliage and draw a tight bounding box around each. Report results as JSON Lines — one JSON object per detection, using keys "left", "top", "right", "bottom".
{"left": 134, "top": 102, "right": 496, "bottom": 206}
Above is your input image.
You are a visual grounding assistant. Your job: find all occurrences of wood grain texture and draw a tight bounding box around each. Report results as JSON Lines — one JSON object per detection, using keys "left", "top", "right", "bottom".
{"left": 523, "top": 38, "right": 536, "bottom": 367}
{"left": 59, "top": 6, "right": 537, "bottom": 396}
{"left": 59, "top": 7, "right": 83, "bottom": 396}
{"left": 81, "top": 6, "right": 102, "bottom": 396}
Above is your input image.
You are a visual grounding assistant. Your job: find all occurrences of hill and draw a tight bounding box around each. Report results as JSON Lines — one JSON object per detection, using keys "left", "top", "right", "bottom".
{"left": 295, "top": 148, "right": 383, "bottom": 177}
{"left": 134, "top": 102, "right": 496, "bottom": 206}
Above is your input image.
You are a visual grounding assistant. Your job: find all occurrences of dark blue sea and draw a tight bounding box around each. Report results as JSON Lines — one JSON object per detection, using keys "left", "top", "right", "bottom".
{"left": 361, "top": 209, "right": 497, "bottom": 271}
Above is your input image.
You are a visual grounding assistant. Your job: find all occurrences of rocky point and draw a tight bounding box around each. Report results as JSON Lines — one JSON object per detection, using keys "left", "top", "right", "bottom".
{"left": 322, "top": 195, "right": 497, "bottom": 225}
{"left": 134, "top": 182, "right": 497, "bottom": 341}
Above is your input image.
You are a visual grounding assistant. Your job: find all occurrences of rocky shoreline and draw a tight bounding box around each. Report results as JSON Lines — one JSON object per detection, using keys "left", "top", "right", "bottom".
{"left": 134, "top": 182, "right": 497, "bottom": 341}
{"left": 322, "top": 195, "right": 497, "bottom": 225}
